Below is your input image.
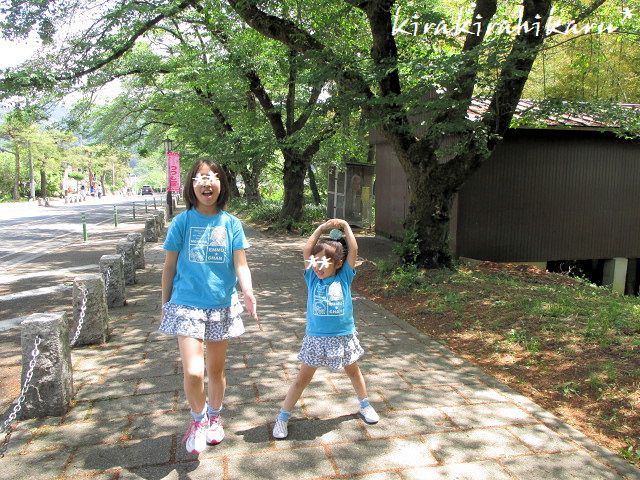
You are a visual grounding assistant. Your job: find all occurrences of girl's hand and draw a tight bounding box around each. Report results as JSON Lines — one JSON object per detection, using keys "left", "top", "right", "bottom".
{"left": 324, "top": 218, "right": 345, "bottom": 230}
{"left": 243, "top": 290, "right": 258, "bottom": 320}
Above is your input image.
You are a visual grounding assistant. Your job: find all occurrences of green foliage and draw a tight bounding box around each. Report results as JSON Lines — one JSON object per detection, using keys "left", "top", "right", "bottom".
{"left": 393, "top": 227, "right": 421, "bottom": 265}
{"left": 229, "top": 197, "right": 326, "bottom": 236}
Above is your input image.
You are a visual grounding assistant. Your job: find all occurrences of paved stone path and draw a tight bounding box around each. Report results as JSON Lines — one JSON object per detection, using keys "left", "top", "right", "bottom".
{"left": 1, "top": 224, "right": 639, "bottom": 479}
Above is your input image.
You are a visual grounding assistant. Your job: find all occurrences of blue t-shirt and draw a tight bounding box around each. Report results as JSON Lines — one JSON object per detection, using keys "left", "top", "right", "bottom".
{"left": 304, "top": 264, "right": 356, "bottom": 336}
{"left": 164, "top": 209, "right": 250, "bottom": 309}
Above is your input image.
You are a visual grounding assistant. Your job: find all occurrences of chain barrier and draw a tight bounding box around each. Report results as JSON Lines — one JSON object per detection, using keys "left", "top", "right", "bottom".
{"left": 0, "top": 335, "right": 42, "bottom": 458}
{"left": 70, "top": 285, "right": 88, "bottom": 347}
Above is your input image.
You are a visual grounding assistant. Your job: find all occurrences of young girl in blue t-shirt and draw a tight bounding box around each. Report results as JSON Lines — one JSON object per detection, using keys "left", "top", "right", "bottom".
{"left": 272, "top": 218, "right": 379, "bottom": 439}
{"left": 159, "top": 158, "right": 258, "bottom": 454}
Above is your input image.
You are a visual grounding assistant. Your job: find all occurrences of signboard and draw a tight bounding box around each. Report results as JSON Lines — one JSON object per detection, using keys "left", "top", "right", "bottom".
{"left": 167, "top": 151, "right": 181, "bottom": 193}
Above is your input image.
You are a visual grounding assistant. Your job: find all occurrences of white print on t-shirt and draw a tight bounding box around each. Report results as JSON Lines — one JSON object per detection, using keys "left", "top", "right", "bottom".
{"left": 313, "top": 281, "right": 344, "bottom": 316}
{"left": 188, "top": 226, "right": 227, "bottom": 263}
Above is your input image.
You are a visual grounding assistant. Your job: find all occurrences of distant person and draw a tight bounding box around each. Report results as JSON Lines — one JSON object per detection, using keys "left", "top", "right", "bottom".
{"left": 97, "top": 185, "right": 103, "bottom": 198}
{"left": 271, "top": 218, "right": 379, "bottom": 439}
{"left": 159, "top": 158, "right": 258, "bottom": 455}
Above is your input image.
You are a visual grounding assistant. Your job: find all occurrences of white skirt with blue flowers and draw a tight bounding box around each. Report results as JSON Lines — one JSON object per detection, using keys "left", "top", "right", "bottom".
{"left": 298, "top": 332, "right": 364, "bottom": 371}
{"left": 159, "top": 294, "right": 244, "bottom": 342}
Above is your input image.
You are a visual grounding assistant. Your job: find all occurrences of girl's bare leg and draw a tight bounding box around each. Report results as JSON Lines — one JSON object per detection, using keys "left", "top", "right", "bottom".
{"left": 282, "top": 364, "right": 317, "bottom": 412}
{"left": 205, "top": 339, "right": 229, "bottom": 410}
{"left": 344, "top": 362, "right": 367, "bottom": 399}
{"left": 178, "top": 336, "right": 206, "bottom": 413}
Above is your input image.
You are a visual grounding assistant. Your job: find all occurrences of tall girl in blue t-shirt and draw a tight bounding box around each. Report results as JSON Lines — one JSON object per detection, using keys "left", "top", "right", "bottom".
{"left": 159, "top": 158, "right": 258, "bottom": 454}
{"left": 272, "top": 218, "right": 379, "bottom": 439}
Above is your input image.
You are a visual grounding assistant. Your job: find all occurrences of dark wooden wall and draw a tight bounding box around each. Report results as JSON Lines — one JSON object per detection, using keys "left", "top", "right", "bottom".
{"left": 373, "top": 128, "right": 640, "bottom": 262}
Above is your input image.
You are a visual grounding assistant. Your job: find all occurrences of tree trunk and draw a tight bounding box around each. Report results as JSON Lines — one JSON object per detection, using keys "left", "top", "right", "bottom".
{"left": 27, "top": 141, "right": 35, "bottom": 200}
{"left": 307, "top": 164, "right": 321, "bottom": 205}
{"left": 40, "top": 168, "right": 47, "bottom": 198}
{"left": 403, "top": 163, "right": 455, "bottom": 269}
{"left": 279, "top": 150, "right": 307, "bottom": 225}
{"left": 242, "top": 169, "right": 262, "bottom": 204}
{"left": 13, "top": 147, "right": 20, "bottom": 200}
{"left": 223, "top": 165, "right": 240, "bottom": 198}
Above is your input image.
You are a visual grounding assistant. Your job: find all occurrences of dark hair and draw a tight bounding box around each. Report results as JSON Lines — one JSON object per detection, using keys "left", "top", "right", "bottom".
{"left": 312, "top": 238, "right": 348, "bottom": 269}
{"left": 183, "top": 159, "right": 229, "bottom": 210}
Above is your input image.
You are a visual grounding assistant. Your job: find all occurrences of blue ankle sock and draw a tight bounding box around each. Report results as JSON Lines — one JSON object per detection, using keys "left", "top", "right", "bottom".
{"left": 191, "top": 405, "right": 207, "bottom": 422}
{"left": 208, "top": 405, "right": 222, "bottom": 418}
{"left": 277, "top": 409, "right": 291, "bottom": 422}
{"left": 359, "top": 398, "right": 370, "bottom": 409}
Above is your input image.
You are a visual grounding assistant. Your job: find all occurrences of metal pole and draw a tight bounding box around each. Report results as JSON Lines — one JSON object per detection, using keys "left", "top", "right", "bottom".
{"left": 145, "top": 199, "right": 148, "bottom": 213}
{"left": 114, "top": 205, "right": 118, "bottom": 227}
{"left": 132, "top": 202, "right": 136, "bottom": 220}
{"left": 153, "top": 197, "right": 157, "bottom": 210}
{"left": 82, "top": 213, "right": 88, "bottom": 241}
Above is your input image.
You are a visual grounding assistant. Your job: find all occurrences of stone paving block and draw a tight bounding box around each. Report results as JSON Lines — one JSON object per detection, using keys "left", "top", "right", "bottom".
{"left": 0, "top": 449, "right": 71, "bottom": 480}
{"left": 25, "top": 417, "right": 129, "bottom": 452}
{"left": 399, "top": 367, "right": 481, "bottom": 387}
{"left": 225, "top": 365, "right": 287, "bottom": 385}
{"left": 135, "top": 374, "right": 183, "bottom": 395}
{"left": 0, "top": 425, "right": 33, "bottom": 456}
{"left": 441, "top": 403, "right": 535, "bottom": 429}
{"left": 328, "top": 370, "right": 401, "bottom": 394}
{"left": 402, "top": 460, "right": 513, "bottom": 479}
{"left": 109, "top": 359, "right": 178, "bottom": 380}
{"left": 75, "top": 378, "right": 138, "bottom": 401}
{"left": 128, "top": 411, "right": 185, "bottom": 441}
{"left": 422, "top": 427, "right": 530, "bottom": 463}
{"left": 227, "top": 446, "right": 335, "bottom": 480}
{"left": 450, "top": 381, "right": 511, "bottom": 404}
{"left": 506, "top": 424, "right": 579, "bottom": 454}
{"left": 353, "top": 474, "right": 403, "bottom": 480}
{"left": 122, "top": 460, "right": 225, "bottom": 479}
{"left": 62, "top": 400, "right": 94, "bottom": 423}
{"left": 301, "top": 392, "right": 383, "bottom": 419}
{"left": 330, "top": 438, "right": 438, "bottom": 475}
{"left": 223, "top": 383, "right": 259, "bottom": 405}
{"left": 223, "top": 401, "right": 281, "bottom": 427}
{"left": 377, "top": 385, "right": 468, "bottom": 410}
{"left": 68, "top": 435, "right": 173, "bottom": 473}
{"left": 503, "top": 452, "right": 623, "bottom": 479}
{"left": 366, "top": 406, "right": 454, "bottom": 439}
{"left": 272, "top": 415, "right": 369, "bottom": 448}
{"left": 91, "top": 392, "right": 175, "bottom": 420}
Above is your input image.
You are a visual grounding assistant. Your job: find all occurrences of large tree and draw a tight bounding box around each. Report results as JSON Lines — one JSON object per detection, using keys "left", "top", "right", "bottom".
{"left": 223, "top": 0, "right": 639, "bottom": 267}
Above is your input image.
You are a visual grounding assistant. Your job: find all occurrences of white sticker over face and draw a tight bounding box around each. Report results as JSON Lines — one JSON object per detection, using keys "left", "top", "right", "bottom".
{"left": 305, "top": 255, "right": 332, "bottom": 270}
{"left": 192, "top": 172, "right": 219, "bottom": 187}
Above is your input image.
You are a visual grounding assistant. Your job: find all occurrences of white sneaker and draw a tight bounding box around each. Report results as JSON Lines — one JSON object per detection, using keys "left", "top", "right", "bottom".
{"left": 183, "top": 418, "right": 208, "bottom": 454}
{"left": 359, "top": 404, "right": 379, "bottom": 424}
{"left": 206, "top": 415, "right": 225, "bottom": 445}
{"left": 272, "top": 418, "right": 289, "bottom": 439}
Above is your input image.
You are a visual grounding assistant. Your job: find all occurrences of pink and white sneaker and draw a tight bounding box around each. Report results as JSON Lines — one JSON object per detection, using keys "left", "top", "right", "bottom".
{"left": 183, "top": 417, "right": 209, "bottom": 454}
{"left": 206, "top": 415, "right": 225, "bottom": 445}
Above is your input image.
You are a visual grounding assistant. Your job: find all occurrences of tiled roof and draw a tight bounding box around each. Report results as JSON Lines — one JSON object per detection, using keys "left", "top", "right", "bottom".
{"left": 467, "top": 98, "right": 640, "bottom": 128}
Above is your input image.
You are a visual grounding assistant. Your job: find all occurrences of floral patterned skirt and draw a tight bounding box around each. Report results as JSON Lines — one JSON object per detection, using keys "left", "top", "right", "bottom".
{"left": 159, "top": 294, "right": 244, "bottom": 341}
{"left": 298, "top": 332, "right": 364, "bottom": 371}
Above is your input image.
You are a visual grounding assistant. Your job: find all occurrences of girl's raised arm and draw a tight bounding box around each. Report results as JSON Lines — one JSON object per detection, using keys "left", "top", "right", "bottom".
{"left": 303, "top": 222, "right": 329, "bottom": 262}
{"left": 337, "top": 219, "right": 358, "bottom": 268}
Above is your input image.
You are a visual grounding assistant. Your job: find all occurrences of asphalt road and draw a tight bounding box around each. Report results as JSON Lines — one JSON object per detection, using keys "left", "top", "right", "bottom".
{"left": 0, "top": 194, "right": 163, "bottom": 330}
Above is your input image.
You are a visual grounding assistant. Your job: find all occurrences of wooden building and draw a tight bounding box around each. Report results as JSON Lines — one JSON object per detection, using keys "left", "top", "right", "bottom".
{"left": 371, "top": 100, "right": 640, "bottom": 294}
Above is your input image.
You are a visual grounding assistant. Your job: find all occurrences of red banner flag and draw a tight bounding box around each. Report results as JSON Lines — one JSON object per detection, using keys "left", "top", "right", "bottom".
{"left": 167, "top": 151, "right": 181, "bottom": 193}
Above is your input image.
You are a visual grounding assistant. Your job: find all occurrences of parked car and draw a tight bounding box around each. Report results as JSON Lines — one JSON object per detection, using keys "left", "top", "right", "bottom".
{"left": 141, "top": 185, "right": 154, "bottom": 195}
